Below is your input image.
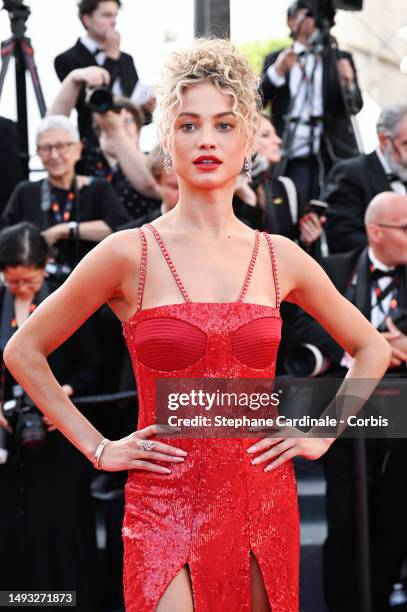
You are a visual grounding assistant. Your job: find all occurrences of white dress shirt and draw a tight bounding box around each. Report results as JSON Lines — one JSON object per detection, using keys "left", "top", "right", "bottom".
{"left": 340, "top": 248, "right": 397, "bottom": 368}
{"left": 80, "top": 35, "right": 123, "bottom": 97}
{"left": 80, "top": 34, "right": 151, "bottom": 106}
{"left": 267, "top": 41, "right": 323, "bottom": 158}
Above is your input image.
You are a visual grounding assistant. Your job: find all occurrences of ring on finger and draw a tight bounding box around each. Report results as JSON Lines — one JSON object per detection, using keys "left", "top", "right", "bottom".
{"left": 137, "top": 439, "right": 155, "bottom": 452}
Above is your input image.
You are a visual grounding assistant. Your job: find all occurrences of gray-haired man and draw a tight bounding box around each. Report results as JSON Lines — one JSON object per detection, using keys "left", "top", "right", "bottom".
{"left": 325, "top": 103, "right": 407, "bottom": 254}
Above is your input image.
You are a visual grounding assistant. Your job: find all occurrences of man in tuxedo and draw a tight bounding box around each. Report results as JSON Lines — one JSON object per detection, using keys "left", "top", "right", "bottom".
{"left": 288, "top": 191, "right": 407, "bottom": 611}
{"left": 260, "top": 0, "right": 363, "bottom": 205}
{"left": 325, "top": 103, "right": 407, "bottom": 254}
{"left": 54, "top": 0, "right": 154, "bottom": 145}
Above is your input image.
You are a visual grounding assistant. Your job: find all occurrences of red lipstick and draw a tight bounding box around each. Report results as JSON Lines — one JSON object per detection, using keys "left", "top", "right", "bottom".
{"left": 193, "top": 155, "right": 222, "bottom": 171}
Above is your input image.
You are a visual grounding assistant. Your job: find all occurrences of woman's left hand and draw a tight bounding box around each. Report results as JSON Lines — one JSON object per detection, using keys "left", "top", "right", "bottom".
{"left": 246, "top": 432, "right": 334, "bottom": 471}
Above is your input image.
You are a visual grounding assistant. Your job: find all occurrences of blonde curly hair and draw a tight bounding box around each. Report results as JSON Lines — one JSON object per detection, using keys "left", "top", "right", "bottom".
{"left": 155, "top": 38, "right": 261, "bottom": 152}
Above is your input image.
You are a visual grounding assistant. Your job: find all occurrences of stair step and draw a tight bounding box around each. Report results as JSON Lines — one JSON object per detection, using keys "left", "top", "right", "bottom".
{"left": 301, "top": 521, "right": 327, "bottom": 546}
{"left": 297, "top": 478, "right": 326, "bottom": 496}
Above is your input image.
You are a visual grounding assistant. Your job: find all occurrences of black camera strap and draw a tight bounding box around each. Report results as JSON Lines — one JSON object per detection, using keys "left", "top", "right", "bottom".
{"left": 41, "top": 177, "right": 82, "bottom": 267}
{"left": 41, "top": 177, "right": 78, "bottom": 225}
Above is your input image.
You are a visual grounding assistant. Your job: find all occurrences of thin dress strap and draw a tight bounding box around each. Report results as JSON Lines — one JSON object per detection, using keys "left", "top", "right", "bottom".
{"left": 262, "top": 232, "right": 281, "bottom": 309}
{"left": 145, "top": 223, "right": 191, "bottom": 303}
{"left": 136, "top": 227, "right": 147, "bottom": 312}
{"left": 238, "top": 230, "right": 260, "bottom": 302}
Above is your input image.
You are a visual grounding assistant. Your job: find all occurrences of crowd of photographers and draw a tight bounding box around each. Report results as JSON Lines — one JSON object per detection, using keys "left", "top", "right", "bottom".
{"left": 0, "top": 0, "right": 407, "bottom": 610}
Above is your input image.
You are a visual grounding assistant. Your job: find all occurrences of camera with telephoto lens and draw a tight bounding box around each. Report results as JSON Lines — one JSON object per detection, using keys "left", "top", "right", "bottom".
{"left": 2, "top": 0, "right": 30, "bottom": 18}
{"left": 2, "top": 0, "right": 31, "bottom": 36}
{"left": 284, "top": 343, "right": 332, "bottom": 377}
{"left": 2, "top": 385, "right": 46, "bottom": 452}
{"left": 302, "top": 0, "right": 363, "bottom": 30}
{"left": 46, "top": 261, "right": 72, "bottom": 285}
{"left": 85, "top": 85, "right": 115, "bottom": 113}
{"left": 378, "top": 308, "right": 407, "bottom": 336}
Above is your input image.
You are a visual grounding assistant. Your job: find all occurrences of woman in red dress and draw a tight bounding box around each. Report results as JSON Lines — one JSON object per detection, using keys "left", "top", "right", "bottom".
{"left": 5, "top": 39, "right": 389, "bottom": 611}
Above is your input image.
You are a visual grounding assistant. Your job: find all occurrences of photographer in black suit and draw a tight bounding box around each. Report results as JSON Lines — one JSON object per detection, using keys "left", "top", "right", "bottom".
{"left": 325, "top": 103, "right": 407, "bottom": 254}
{"left": 54, "top": 0, "right": 154, "bottom": 145}
{"left": 287, "top": 192, "right": 407, "bottom": 611}
{"left": 260, "top": 0, "right": 363, "bottom": 204}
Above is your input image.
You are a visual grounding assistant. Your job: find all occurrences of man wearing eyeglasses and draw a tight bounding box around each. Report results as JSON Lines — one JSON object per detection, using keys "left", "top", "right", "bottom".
{"left": 325, "top": 103, "right": 407, "bottom": 254}
{"left": 0, "top": 115, "right": 130, "bottom": 282}
{"left": 286, "top": 191, "right": 407, "bottom": 611}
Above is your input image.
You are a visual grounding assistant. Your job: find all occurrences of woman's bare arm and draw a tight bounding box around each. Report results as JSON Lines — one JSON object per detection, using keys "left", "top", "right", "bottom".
{"left": 3, "top": 230, "right": 140, "bottom": 461}
{"left": 275, "top": 235, "right": 391, "bottom": 378}
{"left": 42, "top": 220, "right": 112, "bottom": 247}
{"left": 245, "top": 237, "right": 392, "bottom": 472}
{"left": 95, "top": 111, "right": 162, "bottom": 200}
{"left": 47, "top": 67, "right": 111, "bottom": 117}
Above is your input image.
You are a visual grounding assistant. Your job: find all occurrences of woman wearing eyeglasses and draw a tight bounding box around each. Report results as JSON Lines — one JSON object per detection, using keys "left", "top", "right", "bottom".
{"left": 0, "top": 222, "right": 100, "bottom": 610}
{"left": 0, "top": 115, "right": 130, "bottom": 284}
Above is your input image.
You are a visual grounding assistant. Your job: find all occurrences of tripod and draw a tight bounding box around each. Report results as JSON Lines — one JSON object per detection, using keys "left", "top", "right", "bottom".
{"left": 0, "top": 1, "right": 47, "bottom": 179}
{"left": 272, "top": 25, "right": 363, "bottom": 199}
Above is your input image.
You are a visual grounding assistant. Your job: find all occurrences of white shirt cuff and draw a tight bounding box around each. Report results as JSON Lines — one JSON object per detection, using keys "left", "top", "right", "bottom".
{"left": 266, "top": 65, "right": 285, "bottom": 88}
{"left": 131, "top": 81, "right": 153, "bottom": 106}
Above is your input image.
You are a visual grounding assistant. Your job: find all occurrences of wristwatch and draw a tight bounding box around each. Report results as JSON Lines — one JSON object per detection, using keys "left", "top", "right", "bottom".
{"left": 68, "top": 221, "right": 78, "bottom": 239}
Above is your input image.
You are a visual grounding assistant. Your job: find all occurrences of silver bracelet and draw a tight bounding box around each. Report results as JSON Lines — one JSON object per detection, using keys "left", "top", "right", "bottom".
{"left": 93, "top": 437, "right": 110, "bottom": 470}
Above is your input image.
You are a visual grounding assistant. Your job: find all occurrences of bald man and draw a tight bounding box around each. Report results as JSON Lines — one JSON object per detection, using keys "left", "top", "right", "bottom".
{"left": 287, "top": 191, "right": 407, "bottom": 611}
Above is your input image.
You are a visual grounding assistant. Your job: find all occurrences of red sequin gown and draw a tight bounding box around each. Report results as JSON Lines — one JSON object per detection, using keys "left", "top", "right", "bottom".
{"left": 122, "top": 224, "right": 300, "bottom": 611}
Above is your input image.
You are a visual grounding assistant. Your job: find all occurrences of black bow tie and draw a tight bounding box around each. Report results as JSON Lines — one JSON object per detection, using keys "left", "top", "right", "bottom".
{"left": 386, "top": 172, "right": 407, "bottom": 187}
{"left": 387, "top": 173, "right": 398, "bottom": 182}
{"left": 370, "top": 267, "right": 398, "bottom": 281}
{"left": 93, "top": 47, "right": 103, "bottom": 57}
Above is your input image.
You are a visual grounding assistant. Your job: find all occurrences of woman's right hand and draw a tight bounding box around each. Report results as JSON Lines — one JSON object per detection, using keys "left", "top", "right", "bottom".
{"left": 98, "top": 424, "right": 188, "bottom": 473}
{"left": 70, "top": 66, "right": 110, "bottom": 88}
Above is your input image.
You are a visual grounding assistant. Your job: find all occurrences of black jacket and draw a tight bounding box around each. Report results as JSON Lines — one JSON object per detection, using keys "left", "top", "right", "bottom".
{"left": 324, "top": 150, "right": 393, "bottom": 254}
{"left": 0, "top": 280, "right": 100, "bottom": 607}
{"left": 1, "top": 177, "right": 131, "bottom": 269}
{"left": 263, "top": 176, "right": 322, "bottom": 260}
{"left": 260, "top": 47, "right": 363, "bottom": 164}
{"left": 54, "top": 40, "right": 139, "bottom": 143}
{"left": 0, "top": 280, "right": 101, "bottom": 400}
{"left": 288, "top": 247, "right": 407, "bottom": 370}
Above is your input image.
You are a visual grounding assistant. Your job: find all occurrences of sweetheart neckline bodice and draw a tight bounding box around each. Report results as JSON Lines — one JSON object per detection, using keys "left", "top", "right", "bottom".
{"left": 122, "top": 300, "right": 281, "bottom": 328}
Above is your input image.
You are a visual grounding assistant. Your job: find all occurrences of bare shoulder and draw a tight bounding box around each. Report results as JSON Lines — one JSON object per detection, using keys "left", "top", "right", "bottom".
{"left": 265, "top": 234, "right": 322, "bottom": 301}
{"left": 266, "top": 233, "right": 301, "bottom": 262}
{"left": 81, "top": 228, "right": 142, "bottom": 277}
{"left": 54, "top": 228, "right": 143, "bottom": 309}
{"left": 2, "top": 229, "right": 145, "bottom": 357}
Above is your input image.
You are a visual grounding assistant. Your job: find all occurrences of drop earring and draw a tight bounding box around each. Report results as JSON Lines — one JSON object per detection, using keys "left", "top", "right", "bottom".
{"left": 163, "top": 152, "right": 173, "bottom": 175}
{"left": 244, "top": 156, "right": 253, "bottom": 181}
